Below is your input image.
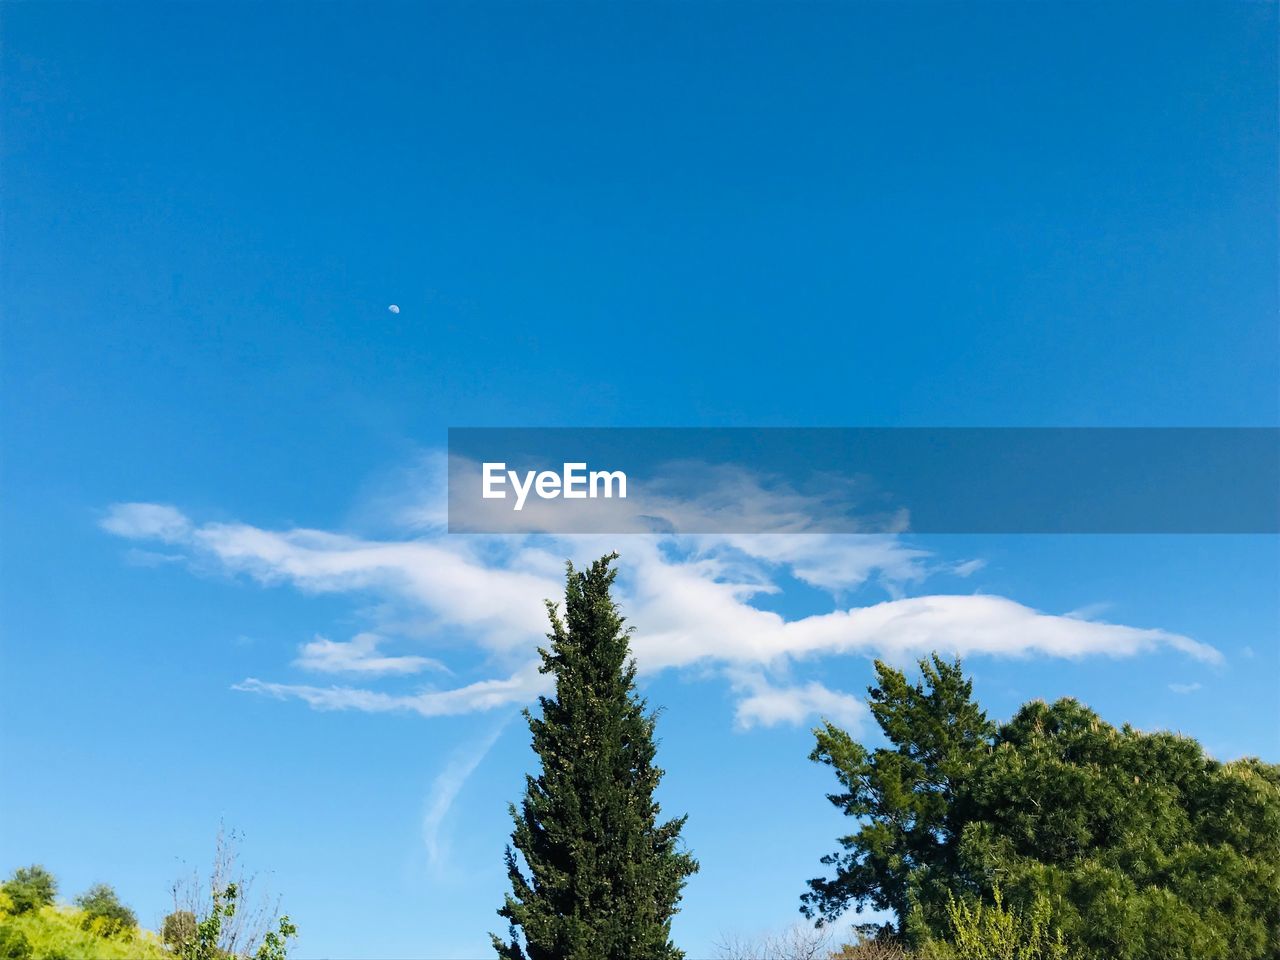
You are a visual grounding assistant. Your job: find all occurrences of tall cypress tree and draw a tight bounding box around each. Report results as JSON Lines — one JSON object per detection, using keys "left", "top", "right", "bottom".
{"left": 494, "top": 553, "right": 698, "bottom": 960}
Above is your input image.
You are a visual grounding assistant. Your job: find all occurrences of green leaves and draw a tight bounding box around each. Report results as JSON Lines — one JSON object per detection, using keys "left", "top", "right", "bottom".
{"left": 805, "top": 657, "right": 1280, "bottom": 960}
{"left": 74, "top": 883, "right": 137, "bottom": 935}
{"left": 920, "top": 886, "right": 1077, "bottom": 960}
{"left": 803, "top": 657, "right": 992, "bottom": 936}
{"left": 0, "top": 867, "right": 56, "bottom": 916}
{"left": 0, "top": 925, "right": 31, "bottom": 960}
{"left": 177, "top": 882, "right": 236, "bottom": 960}
{"left": 254, "top": 915, "right": 298, "bottom": 960}
{"left": 174, "top": 881, "right": 297, "bottom": 960}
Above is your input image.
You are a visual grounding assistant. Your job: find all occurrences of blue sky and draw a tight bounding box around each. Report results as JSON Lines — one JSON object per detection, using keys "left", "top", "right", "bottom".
{"left": 2, "top": 2, "right": 1277, "bottom": 958}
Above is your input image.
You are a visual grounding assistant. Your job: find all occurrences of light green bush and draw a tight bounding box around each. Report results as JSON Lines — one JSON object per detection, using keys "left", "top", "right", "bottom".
{"left": 0, "top": 924, "right": 32, "bottom": 960}
{"left": 0, "top": 905, "right": 170, "bottom": 960}
{"left": 920, "top": 887, "right": 1078, "bottom": 960}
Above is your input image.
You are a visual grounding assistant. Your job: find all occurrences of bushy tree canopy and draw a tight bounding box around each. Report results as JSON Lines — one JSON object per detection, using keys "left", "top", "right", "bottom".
{"left": 805, "top": 656, "right": 1280, "bottom": 960}
{"left": 1, "top": 867, "right": 56, "bottom": 916}
{"left": 495, "top": 554, "right": 698, "bottom": 960}
{"left": 75, "top": 882, "right": 138, "bottom": 932}
{"left": 803, "top": 656, "right": 993, "bottom": 936}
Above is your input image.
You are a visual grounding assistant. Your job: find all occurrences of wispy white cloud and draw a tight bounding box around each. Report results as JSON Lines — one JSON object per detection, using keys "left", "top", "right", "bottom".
{"left": 949, "top": 558, "right": 986, "bottom": 578}
{"left": 698, "top": 533, "right": 935, "bottom": 594}
{"left": 102, "top": 503, "right": 192, "bottom": 543}
{"left": 233, "top": 664, "right": 547, "bottom": 718}
{"left": 123, "top": 547, "right": 186, "bottom": 568}
{"left": 1168, "top": 681, "right": 1203, "bottom": 694}
{"left": 732, "top": 674, "right": 865, "bottom": 731}
{"left": 1064, "top": 601, "right": 1114, "bottom": 621}
{"left": 422, "top": 720, "right": 509, "bottom": 867}
{"left": 102, "top": 466, "right": 1220, "bottom": 732}
{"left": 766, "top": 594, "right": 1221, "bottom": 665}
{"left": 447, "top": 457, "right": 911, "bottom": 537}
{"left": 294, "top": 632, "right": 446, "bottom": 676}
{"left": 180, "top": 523, "right": 557, "bottom": 654}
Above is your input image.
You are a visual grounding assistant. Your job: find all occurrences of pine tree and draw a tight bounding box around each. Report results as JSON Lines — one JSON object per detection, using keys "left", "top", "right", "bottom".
{"left": 805, "top": 657, "right": 1280, "bottom": 959}
{"left": 494, "top": 553, "right": 698, "bottom": 960}
{"left": 803, "top": 655, "right": 994, "bottom": 940}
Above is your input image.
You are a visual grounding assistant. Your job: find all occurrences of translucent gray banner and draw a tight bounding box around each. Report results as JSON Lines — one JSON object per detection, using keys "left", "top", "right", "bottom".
{"left": 447, "top": 428, "right": 1279, "bottom": 534}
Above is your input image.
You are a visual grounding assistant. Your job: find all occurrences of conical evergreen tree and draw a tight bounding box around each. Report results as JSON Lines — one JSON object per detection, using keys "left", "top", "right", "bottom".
{"left": 494, "top": 553, "right": 698, "bottom": 960}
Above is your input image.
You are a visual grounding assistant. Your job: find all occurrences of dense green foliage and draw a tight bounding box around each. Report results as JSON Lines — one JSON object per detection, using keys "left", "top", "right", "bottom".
{"left": 0, "top": 924, "right": 32, "bottom": 960}
{"left": 495, "top": 554, "right": 698, "bottom": 960}
{"left": 1, "top": 869, "right": 56, "bottom": 917}
{"left": 73, "top": 883, "right": 137, "bottom": 934}
{"left": 805, "top": 656, "right": 1280, "bottom": 960}
{"left": 919, "top": 887, "right": 1075, "bottom": 960}
{"left": 804, "top": 656, "right": 993, "bottom": 936}
{"left": 0, "top": 902, "right": 169, "bottom": 960}
{"left": 0, "top": 865, "right": 294, "bottom": 960}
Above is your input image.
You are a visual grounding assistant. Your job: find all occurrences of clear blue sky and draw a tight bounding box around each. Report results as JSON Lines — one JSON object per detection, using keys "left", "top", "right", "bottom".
{"left": 2, "top": 3, "right": 1277, "bottom": 958}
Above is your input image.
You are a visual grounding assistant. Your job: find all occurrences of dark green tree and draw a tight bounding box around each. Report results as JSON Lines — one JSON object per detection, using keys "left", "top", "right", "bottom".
{"left": 494, "top": 554, "right": 698, "bottom": 960}
{"left": 1, "top": 866, "right": 57, "bottom": 915}
{"left": 75, "top": 882, "right": 137, "bottom": 933}
{"left": 804, "top": 656, "right": 1280, "bottom": 960}
{"left": 802, "top": 655, "right": 993, "bottom": 939}
{"left": 961, "top": 698, "right": 1280, "bottom": 960}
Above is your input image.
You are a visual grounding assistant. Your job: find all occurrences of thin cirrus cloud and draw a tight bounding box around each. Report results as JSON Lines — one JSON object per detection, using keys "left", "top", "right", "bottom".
{"left": 100, "top": 467, "right": 1221, "bottom": 733}
{"left": 422, "top": 719, "right": 511, "bottom": 868}
{"left": 233, "top": 663, "right": 548, "bottom": 718}
{"left": 293, "top": 632, "right": 448, "bottom": 676}
{"left": 101, "top": 502, "right": 193, "bottom": 543}
{"left": 730, "top": 673, "right": 866, "bottom": 731}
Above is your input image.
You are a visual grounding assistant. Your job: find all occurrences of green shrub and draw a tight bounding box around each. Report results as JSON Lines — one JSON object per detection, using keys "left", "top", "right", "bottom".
{"left": 0, "top": 905, "right": 169, "bottom": 959}
{"left": 829, "top": 936, "right": 909, "bottom": 959}
{"left": 73, "top": 883, "right": 137, "bottom": 935}
{"left": 920, "top": 887, "right": 1077, "bottom": 960}
{"left": 1, "top": 868, "right": 56, "bottom": 916}
{"left": 0, "top": 925, "right": 32, "bottom": 960}
{"left": 163, "top": 909, "right": 198, "bottom": 950}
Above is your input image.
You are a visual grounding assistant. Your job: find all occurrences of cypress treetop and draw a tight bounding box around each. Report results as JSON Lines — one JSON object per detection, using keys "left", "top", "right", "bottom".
{"left": 494, "top": 553, "right": 698, "bottom": 960}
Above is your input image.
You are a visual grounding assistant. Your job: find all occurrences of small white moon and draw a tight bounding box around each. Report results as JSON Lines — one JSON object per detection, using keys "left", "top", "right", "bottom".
{"left": 388, "top": 304, "right": 400, "bottom": 314}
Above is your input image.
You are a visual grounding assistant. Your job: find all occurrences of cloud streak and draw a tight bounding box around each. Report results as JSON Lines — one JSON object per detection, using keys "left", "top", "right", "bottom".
{"left": 102, "top": 474, "right": 1220, "bottom": 731}
{"left": 233, "top": 663, "right": 548, "bottom": 718}
{"left": 422, "top": 720, "right": 510, "bottom": 867}
{"left": 731, "top": 674, "right": 866, "bottom": 731}
{"left": 293, "top": 633, "right": 446, "bottom": 676}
